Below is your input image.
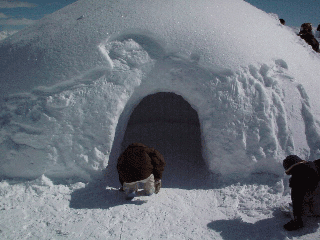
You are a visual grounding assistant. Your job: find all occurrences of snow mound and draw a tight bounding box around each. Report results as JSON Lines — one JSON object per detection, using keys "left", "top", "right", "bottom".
{"left": 0, "top": 0, "right": 320, "bottom": 181}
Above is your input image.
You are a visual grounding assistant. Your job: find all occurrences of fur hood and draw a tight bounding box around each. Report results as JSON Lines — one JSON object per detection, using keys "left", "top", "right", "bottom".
{"left": 285, "top": 160, "right": 307, "bottom": 175}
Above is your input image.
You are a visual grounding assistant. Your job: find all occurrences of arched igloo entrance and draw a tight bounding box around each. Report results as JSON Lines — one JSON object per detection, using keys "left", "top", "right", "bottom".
{"left": 121, "top": 92, "right": 212, "bottom": 189}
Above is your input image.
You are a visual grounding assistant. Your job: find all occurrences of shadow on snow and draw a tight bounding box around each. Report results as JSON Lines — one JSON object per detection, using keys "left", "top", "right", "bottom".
{"left": 207, "top": 209, "right": 320, "bottom": 240}
{"left": 69, "top": 178, "right": 147, "bottom": 210}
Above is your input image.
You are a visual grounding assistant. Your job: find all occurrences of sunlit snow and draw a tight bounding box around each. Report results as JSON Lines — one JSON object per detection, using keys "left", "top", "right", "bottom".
{"left": 1, "top": 0, "right": 320, "bottom": 238}
{"left": 1, "top": 0, "right": 320, "bottom": 181}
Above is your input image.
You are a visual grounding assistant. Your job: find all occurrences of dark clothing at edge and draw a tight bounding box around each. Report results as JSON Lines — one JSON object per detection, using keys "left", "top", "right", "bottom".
{"left": 284, "top": 155, "right": 320, "bottom": 223}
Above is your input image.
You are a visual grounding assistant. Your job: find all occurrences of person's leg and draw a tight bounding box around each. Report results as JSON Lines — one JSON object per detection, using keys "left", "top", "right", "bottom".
{"left": 142, "top": 174, "right": 155, "bottom": 196}
{"left": 284, "top": 188, "right": 305, "bottom": 231}
{"left": 123, "top": 182, "right": 138, "bottom": 200}
{"left": 291, "top": 188, "right": 306, "bottom": 222}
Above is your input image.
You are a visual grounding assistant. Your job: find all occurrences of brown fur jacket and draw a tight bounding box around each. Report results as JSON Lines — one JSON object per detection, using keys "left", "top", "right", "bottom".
{"left": 117, "top": 143, "right": 166, "bottom": 185}
{"left": 299, "top": 31, "right": 320, "bottom": 52}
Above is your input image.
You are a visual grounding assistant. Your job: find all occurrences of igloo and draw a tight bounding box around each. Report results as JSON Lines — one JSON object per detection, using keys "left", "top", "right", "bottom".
{"left": 1, "top": 0, "right": 320, "bottom": 181}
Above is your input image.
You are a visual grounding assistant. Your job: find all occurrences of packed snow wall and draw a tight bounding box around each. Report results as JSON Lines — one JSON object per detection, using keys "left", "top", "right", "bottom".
{"left": 1, "top": 37, "right": 319, "bottom": 181}
{"left": 1, "top": 0, "right": 320, "bottom": 181}
{"left": 105, "top": 39, "right": 319, "bottom": 180}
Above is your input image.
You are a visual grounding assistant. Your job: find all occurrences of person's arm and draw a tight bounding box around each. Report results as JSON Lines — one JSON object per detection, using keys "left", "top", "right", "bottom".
{"left": 117, "top": 155, "right": 125, "bottom": 186}
{"left": 149, "top": 149, "right": 166, "bottom": 180}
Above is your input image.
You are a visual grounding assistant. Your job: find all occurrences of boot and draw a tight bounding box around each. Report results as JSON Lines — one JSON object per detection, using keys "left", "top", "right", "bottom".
{"left": 283, "top": 218, "right": 303, "bottom": 231}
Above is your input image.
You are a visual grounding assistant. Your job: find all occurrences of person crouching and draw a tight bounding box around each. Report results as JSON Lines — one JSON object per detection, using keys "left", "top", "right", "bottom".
{"left": 298, "top": 23, "right": 320, "bottom": 52}
{"left": 117, "top": 143, "right": 166, "bottom": 200}
{"left": 283, "top": 155, "right": 320, "bottom": 231}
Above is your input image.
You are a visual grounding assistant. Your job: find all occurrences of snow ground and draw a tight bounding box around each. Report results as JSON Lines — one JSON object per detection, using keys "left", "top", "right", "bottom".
{"left": 1, "top": 173, "right": 320, "bottom": 239}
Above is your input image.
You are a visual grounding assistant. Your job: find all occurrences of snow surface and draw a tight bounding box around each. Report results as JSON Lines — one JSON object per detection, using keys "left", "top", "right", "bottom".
{"left": 2, "top": 174, "right": 320, "bottom": 239}
{"left": 0, "top": 30, "right": 18, "bottom": 41}
{"left": 1, "top": 0, "right": 320, "bottom": 181}
{"left": 1, "top": 0, "right": 320, "bottom": 238}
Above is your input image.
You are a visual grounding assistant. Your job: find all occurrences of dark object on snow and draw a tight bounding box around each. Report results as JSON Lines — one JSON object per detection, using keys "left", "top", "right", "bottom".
{"left": 117, "top": 143, "right": 166, "bottom": 186}
{"left": 300, "top": 23, "right": 313, "bottom": 33}
{"left": 299, "top": 32, "right": 320, "bottom": 52}
{"left": 283, "top": 155, "right": 320, "bottom": 230}
{"left": 316, "top": 24, "right": 320, "bottom": 38}
{"left": 279, "top": 19, "right": 285, "bottom": 25}
{"left": 298, "top": 23, "right": 320, "bottom": 52}
{"left": 283, "top": 219, "right": 303, "bottom": 231}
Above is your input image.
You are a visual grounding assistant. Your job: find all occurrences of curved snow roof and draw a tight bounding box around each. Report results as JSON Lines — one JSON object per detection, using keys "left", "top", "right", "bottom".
{"left": 0, "top": 0, "right": 318, "bottom": 103}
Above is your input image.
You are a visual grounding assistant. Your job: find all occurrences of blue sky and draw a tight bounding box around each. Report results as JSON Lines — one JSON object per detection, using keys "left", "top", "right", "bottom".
{"left": 245, "top": 0, "right": 319, "bottom": 28}
{"left": 0, "top": 0, "right": 319, "bottom": 31}
{"left": 0, "top": 0, "right": 77, "bottom": 31}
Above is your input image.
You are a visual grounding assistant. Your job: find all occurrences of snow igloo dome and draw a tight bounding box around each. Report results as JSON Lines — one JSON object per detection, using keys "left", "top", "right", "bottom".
{"left": 1, "top": 0, "right": 320, "bottom": 181}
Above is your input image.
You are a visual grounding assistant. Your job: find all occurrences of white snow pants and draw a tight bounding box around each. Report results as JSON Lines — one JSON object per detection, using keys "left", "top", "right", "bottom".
{"left": 123, "top": 174, "right": 155, "bottom": 199}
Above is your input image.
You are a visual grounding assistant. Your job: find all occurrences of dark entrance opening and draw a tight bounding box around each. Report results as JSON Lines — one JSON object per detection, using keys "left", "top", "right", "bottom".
{"left": 122, "top": 92, "right": 212, "bottom": 189}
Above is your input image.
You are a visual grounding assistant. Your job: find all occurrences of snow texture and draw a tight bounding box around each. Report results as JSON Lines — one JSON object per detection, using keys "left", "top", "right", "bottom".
{"left": 0, "top": 0, "right": 320, "bottom": 182}
{"left": 1, "top": 0, "right": 320, "bottom": 239}
{"left": 0, "top": 30, "right": 18, "bottom": 41}
{"left": 2, "top": 174, "right": 320, "bottom": 239}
